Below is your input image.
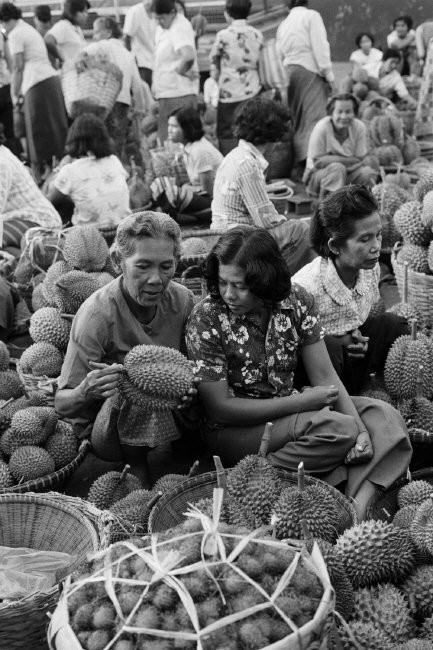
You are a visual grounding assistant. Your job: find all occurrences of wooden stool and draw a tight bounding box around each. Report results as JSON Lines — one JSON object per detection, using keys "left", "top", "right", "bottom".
{"left": 286, "top": 194, "right": 314, "bottom": 216}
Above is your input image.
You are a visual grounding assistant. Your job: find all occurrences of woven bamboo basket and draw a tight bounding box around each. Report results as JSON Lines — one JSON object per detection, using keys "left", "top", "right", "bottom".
{"left": 366, "top": 468, "right": 433, "bottom": 522}
{"left": 148, "top": 467, "right": 357, "bottom": 535}
{"left": 16, "top": 361, "right": 58, "bottom": 407}
{"left": 391, "top": 243, "right": 433, "bottom": 328}
{"left": 48, "top": 494, "right": 335, "bottom": 650}
{"left": 179, "top": 228, "right": 227, "bottom": 251}
{"left": 0, "top": 440, "right": 90, "bottom": 495}
{"left": 0, "top": 491, "right": 109, "bottom": 650}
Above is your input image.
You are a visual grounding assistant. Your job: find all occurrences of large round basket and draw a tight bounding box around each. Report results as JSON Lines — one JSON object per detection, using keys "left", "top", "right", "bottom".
{"left": 366, "top": 467, "right": 433, "bottom": 522}
{"left": 61, "top": 56, "right": 122, "bottom": 119}
{"left": 148, "top": 468, "right": 357, "bottom": 534}
{"left": 391, "top": 243, "right": 433, "bottom": 328}
{"left": 16, "top": 361, "right": 58, "bottom": 407}
{"left": 0, "top": 491, "right": 109, "bottom": 650}
{"left": 0, "top": 440, "right": 90, "bottom": 495}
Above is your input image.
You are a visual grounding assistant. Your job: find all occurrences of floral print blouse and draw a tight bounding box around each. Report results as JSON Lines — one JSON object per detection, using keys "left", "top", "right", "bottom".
{"left": 186, "top": 284, "right": 324, "bottom": 400}
{"left": 209, "top": 19, "right": 263, "bottom": 103}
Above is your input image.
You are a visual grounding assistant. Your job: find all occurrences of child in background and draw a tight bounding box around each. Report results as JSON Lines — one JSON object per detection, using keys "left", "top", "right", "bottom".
{"left": 387, "top": 16, "right": 416, "bottom": 75}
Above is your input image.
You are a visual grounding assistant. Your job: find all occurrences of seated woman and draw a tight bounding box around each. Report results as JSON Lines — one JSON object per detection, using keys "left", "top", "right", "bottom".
{"left": 151, "top": 106, "right": 223, "bottom": 221}
{"left": 55, "top": 211, "right": 196, "bottom": 483}
{"left": 186, "top": 226, "right": 411, "bottom": 520}
{"left": 211, "top": 96, "right": 315, "bottom": 276}
{"left": 305, "top": 93, "right": 377, "bottom": 199}
{"left": 0, "top": 144, "right": 61, "bottom": 252}
{"left": 342, "top": 32, "right": 382, "bottom": 95}
{"left": 387, "top": 15, "right": 416, "bottom": 76}
{"left": 364, "top": 49, "right": 417, "bottom": 107}
{"left": 292, "top": 186, "right": 409, "bottom": 394}
{"left": 48, "top": 113, "right": 130, "bottom": 228}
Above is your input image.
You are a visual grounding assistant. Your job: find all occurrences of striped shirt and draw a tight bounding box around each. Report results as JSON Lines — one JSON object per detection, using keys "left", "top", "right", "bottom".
{"left": 211, "top": 140, "right": 284, "bottom": 231}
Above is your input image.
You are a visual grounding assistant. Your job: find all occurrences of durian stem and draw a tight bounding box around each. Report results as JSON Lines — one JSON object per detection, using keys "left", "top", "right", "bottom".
{"left": 403, "top": 261, "right": 409, "bottom": 303}
{"left": 396, "top": 162, "right": 402, "bottom": 182}
{"left": 416, "top": 365, "right": 424, "bottom": 398}
{"left": 213, "top": 455, "right": 227, "bottom": 491}
{"left": 148, "top": 491, "right": 162, "bottom": 509}
{"left": 410, "top": 319, "right": 418, "bottom": 341}
{"left": 0, "top": 397, "right": 13, "bottom": 410}
{"left": 188, "top": 460, "right": 200, "bottom": 478}
{"left": 119, "top": 465, "right": 130, "bottom": 484}
{"left": 406, "top": 468, "right": 412, "bottom": 482}
{"left": 259, "top": 422, "right": 273, "bottom": 457}
{"left": 60, "top": 313, "right": 74, "bottom": 322}
{"left": 297, "top": 462, "right": 305, "bottom": 491}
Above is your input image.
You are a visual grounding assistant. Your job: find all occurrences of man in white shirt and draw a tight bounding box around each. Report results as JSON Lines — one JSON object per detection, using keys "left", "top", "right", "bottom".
{"left": 124, "top": 0, "right": 156, "bottom": 87}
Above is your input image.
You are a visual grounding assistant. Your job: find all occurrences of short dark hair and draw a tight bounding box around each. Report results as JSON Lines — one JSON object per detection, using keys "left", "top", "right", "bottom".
{"left": 151, "top": 0, "right": 175, "bottom": 14}
{"left": 35, "top": 4, "right": 51, "bottom": 22}
{"left": 327, "top": 93, "right": 359, "bottom": 117}
{"left": 206, "top": 227, "right": 291, "bottom": 304}
{"left": 233, "top": 97, "right": 289, "bottom": 146}
{"left": 170, "top": 106, "right": 203, "bottom": 143}
{"left": 63, "top": 0, "right": 90, "bottom": 22}
{"left": 94, "top": 16, "right": 122, "bottom": 38}
{"left": 225, "top": 0, "right": 251, "bottom": 20}
{"left": 383, "top": 47, "right": 401, "bottom": 62}
{"left": 355, "top": 32, "right": 374, "bottom": 48}
{"left": 394, "top": 15, "right": 413, "bottom": 30}
{"left": 65, "top": 113, "right": 114, "bottom": 159}
{"left": 0, "top": 3, "right": 22, "bottom": 21}
{"left": 310, "top": 185, "right": 379, "bottom": 259}
{"left": 290, "top": 0, "right": 308, "bottom": 7}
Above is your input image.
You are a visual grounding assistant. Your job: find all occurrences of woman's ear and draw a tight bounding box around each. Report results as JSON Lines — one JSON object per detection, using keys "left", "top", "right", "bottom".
{"left": 328, "top": 237, "right": 340, "bottom": 257}
{"left": 110, "top": 248, "right": 123, "bottom": 275}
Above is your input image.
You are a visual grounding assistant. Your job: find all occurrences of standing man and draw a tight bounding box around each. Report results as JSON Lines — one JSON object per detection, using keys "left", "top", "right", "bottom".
{"left": 124, "top": 0, "right": 156, "bottom": 87}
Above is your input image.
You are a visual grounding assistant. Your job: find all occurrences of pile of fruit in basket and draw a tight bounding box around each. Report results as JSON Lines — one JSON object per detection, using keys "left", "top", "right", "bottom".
{"left": 0, "top": 341, "right": 25, "bottom": 401}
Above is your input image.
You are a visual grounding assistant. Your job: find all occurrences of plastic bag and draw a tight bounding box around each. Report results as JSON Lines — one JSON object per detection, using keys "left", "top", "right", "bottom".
{"left": 0, "top": 546, "right": 75, "bottom": 600}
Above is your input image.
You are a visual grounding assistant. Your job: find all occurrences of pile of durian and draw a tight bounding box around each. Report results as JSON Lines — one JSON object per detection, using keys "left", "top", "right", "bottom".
{"left": 51, "top": 509, "right": 326, "bottom": 650}
{"left": 0, "top": 400, "right": 79, "bottom": 486}
{"left": 0, "top": 341, "right": 24, "bottom": 401}
{"left": 18, "top": 226, "right": 116, "bottom": 379}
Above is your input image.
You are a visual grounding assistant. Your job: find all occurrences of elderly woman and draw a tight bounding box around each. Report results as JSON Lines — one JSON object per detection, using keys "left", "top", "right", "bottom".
{"left": 55, "top": 211, "right": 195, "bottom": 482}
{"left": 305, "top": 93, "right": 378, "bottom": 199}
{"left": 186, "top": 226, "right": 412, "bottom": 520}
{"left": 293, "top": 186, "right": 409, "bottom": 393}
{"left": 211, "top": 96, "right": 315, "bottom": 276}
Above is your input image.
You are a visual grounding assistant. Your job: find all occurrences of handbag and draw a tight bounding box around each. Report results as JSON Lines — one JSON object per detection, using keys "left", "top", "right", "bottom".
{"left": 258, "top": 38, "right": 287, "bottom": 91}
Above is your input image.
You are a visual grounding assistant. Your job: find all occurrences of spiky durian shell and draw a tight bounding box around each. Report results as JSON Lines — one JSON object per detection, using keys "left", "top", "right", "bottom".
{"left": 387, "top": 302, "right": 420, "bottom": 321}
{"left": 89, "top": 272, "right": 114, "bottom": 288}
{"left": 414, "top": 170, "right": 433, "bottom": 203}
{"left": 31, "top": 283, "right": 51, "bottom": 311}
{"left": 226, "top": 454, "right": 282, "bottom": 529}
{"left": 62, "top": 226, "right": 109, "bottom": 272}
{"left": 0, "top": 342, "right": 10, "bottom": 372}
{"left": 410, "top": 499, "right": 433, "bottom": 556}
{"left": 0, "top": 459, "right": 13, "bottom": 488}
{"left": 181, "top": 237, "right": 208, "bottom": 257}
{"left": 402, "top": 565, "right": 433, "bottom": 618}
{"left": 394, "top": 201, "right": 431, "bottom": 246}
{"left": 87, "top": 470, "right": 142, "bottom": 509}
{"left": 393, "top": 641, "right": 433, "bottom": 650}
{"left": 45, "top": 422, "right": 78, "bottom": 469}
{"left": 397, "top": 243, "right": 430, "bottom": 274}
{"left": 272, "top": 483, "right": 339, "bottom": 542}
{"left": 19, "top": 341, "right": 63, "bottom": 377}
{"left": 398, "top": 480, "right": 433, "bottom": 508}
{"left": 385, "top": 333, "right": 433, "bottom": 400}
{"left": 152, "top": 473, "right": 188, "bottom": 494}
{"left": 41, "top": 260, "right": 73, "bottom": 303}
{"left": 420, "top": 614, "right": 433, "bottom": 639}
{"left": 351, "top": 584, "right": 413, "bottom": 644}
{"left": 53, "top": 271, "right": 101, "bottom": 314}
{"left": 393, "top": 504, "right": 419, "bottom": 529}
{"left": 0, "top": 428, "right": 22, "bottom": 457}
{"left": 338, "top": 620, "right": 395, "bottom": 649}
{"left": 371, "top": 182, "right": 407, "bottom": 249}
{"left": 335, "top": 520, "right": 415, "bottom": 589}
{"left": 10, "top": 406, "right": 57, "bottom": 445}
{"left": 400, "top": 397, "right": 433, "bottom": 430}
{"left": 110, "top": 489, "right": 155, "bottom": 533}
{"left": 9, "top": 445, "right": 55, "bottom": 481}
{"left": 422, "top": 190, "right": 433, "bottom": 228}
{"left": 0, "top": 370, "right": 24, "bottom": 400}
{"left": 29, "top": 307, "right": 71, "bottom": 350}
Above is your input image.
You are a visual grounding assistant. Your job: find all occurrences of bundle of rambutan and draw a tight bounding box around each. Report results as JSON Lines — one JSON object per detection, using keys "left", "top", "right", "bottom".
{"left": 48, "top": 490, "right": 333, "bottom": 650}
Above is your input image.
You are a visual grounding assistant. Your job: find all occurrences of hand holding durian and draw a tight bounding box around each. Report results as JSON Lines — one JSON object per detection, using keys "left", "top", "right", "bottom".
{"left": 79, "top": 361, "right": 124, "bottom": 401}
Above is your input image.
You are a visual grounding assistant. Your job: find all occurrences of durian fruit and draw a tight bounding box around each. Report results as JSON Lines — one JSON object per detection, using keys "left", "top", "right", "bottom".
{"left": 45, "top": 421, "right": 78, "bottom": 469}
{"left": 119, "top": 345, "right": 194, "bottom": 410}
{"left": 0, "top": 459, "right": 13, "bottom": 489}
{"left": 387, "top": 261, "right": 419, "bottom": 321}
{"left": 89, "top": 271, "right": 114, "bottom": 288}
{"left": 360, "top": 373, "right": 392, "bottom": 403}
{"left": 394, "top": 201, "right": 431, "bottom": 246}
{"left": 335, "top": 520, "right": 415, "bottom": 589}
{"left": 0, "top": 428, "right": 22, "bottom": 457}
{"left": 369, "top": 113, "right": 403, "bottom": 148}
{"left": 41, "top": 260, "right": 73, "bottom": 303}
{"left": 31, "top": 283, "right": 51, "bottom": 311}
{"left": 410, "top": 497, "right": 433, "bottom": 556}
{"left": 398, "top": 479, "right": 433, "bottom": 508}
{"left": 374, "top": 144, "right": 403, "bottom": 166}
{"left": 385, "top": 321, "right": 433, "bottom": 401}
{"left": 421, "top": 190, "right": 433, "bottom": 228}
{"left": 338, "top": 620, "right": 395, "bottom": 650}
{"left": 399, "top": 365, "right": 433, "bottom": 430}
{"left": 351, "top": 584, "right": 413, "bottom": 645}
{"left": 87, "top": 465, "right": 142, "bottom": 509}
{"left": 371, "top": 182, "right": 407, "bottom": 249}
{"left": 272, "top": 462, "right": 339, "bottom": 542}
{"left": 0, "top": 342, "right": 10, "bottom": 371}
{"left": 9, "top": 445, "right": 55, "bottom": 481}
{"left": 152, "top": 460, "right": 200, "bottom": 494}
{"left": 414, "top": 170, "right": 433, "bottom": 203}
{"left": 397, "top": 243, "right": 430, "bottom": 274}
{"left": 393, "top": 504, "right": 419, "bottom": 529}
{"left": 393, "top": 641, "right": 433, "bottom": 650}
{"left": 420, "top": 614, "right": 433, "bottom": 639}
{"left": 224, "top": 424, "right": 282, "bottom": 529}
{"left": 110, "top": 489, "right": 159, "bottom": 533}
{"left": 62, "top": 226, "right": 109, "bottom": 272}
{"left": 0, "top": 370, "right": 24, "bottom": 400}
{"left": 53, "top": 271, "right": 101, "bottom": 314}
{"left": 402, "top": 565, "right": 433, "bottom": 618}
{"left": 10, "top": 406, "right": 57, "bottom": 445}
{"left": 181, "top": 238, "right": 208, "bottom": 257}
{"left": 19, "top": 342, "right": 63, "bottom": 377}
{"left": 29, "top": 307, "right": 71, "bottom": 350}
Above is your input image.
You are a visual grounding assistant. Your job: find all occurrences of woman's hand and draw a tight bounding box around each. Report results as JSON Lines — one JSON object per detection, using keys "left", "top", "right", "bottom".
{"left": 177, "top": 378, "right": 199, "bottom": 411}
{"left": 79, "top": 361, "right": 123, "bottom": 400}
{"left": 346, "top": 329, "right": 369, "bottom": 359}
{"left": 299, "top": 385, "right": 339, "bottom": 411}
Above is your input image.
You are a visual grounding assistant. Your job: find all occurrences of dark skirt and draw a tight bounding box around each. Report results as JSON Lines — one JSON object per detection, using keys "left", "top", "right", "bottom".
{"left": 105, "top": 101, "right": 129, "bottom": 161}
{"left": 24, "top": 75, "right": 68, "bottom": 165}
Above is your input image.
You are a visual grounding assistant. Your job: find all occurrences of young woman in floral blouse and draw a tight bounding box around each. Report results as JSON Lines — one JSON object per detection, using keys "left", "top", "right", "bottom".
{"left": 186, "top": 227, "right": 412, "bottom": 520}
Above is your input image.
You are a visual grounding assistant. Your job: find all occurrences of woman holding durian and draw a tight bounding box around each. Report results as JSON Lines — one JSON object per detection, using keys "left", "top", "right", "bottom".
{"left": 186, "top": 226, "right": 412, "bottom": 520}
